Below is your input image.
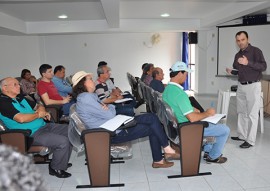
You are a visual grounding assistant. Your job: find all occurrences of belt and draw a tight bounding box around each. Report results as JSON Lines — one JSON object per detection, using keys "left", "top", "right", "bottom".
{"left": 240, "top": 80, "right": 260, "bottom": 85}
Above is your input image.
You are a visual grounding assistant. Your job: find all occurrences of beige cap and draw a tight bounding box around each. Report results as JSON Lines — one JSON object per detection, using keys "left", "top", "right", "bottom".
{"left": 72, "top": 71, "right": 92, "bottom": 87}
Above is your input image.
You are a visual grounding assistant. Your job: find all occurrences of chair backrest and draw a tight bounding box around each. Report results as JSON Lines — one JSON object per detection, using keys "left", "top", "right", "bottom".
{"left": 161, "top": 100, "right": 179, "bottom": 144}
{"left": 68, "top": 104, "right": 86, "bottom": 152}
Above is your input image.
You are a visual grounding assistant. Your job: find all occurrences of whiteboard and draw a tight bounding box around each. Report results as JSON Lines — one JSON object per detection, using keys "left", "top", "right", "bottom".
{"left": 217, "top": 24, "right": 270, "bottom": 76}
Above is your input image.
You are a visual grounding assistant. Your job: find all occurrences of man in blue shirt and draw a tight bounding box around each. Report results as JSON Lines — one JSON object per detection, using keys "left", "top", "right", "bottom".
{"left": 0, "top": 77, "right": 72, "bottom": 178}
{"left": 52, "top": 65, "right": 72, "bottom": 97}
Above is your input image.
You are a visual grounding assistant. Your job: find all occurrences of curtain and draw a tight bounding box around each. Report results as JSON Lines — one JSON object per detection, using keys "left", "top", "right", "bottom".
{"left": 182, "top": 32, "right": 189, "bottom": 90}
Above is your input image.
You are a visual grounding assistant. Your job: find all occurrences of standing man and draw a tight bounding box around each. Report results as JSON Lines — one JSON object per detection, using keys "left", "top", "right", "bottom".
{"left": 163, "top": 61, "right": 230, "bottom": 163}
{"left": 226, "top": 31, "right": 267, "bottom": 148}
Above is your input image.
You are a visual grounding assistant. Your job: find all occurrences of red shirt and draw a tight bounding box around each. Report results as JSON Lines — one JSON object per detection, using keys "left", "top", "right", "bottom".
{"left": 37, "top": 80, "right": 63, "bottom": 100}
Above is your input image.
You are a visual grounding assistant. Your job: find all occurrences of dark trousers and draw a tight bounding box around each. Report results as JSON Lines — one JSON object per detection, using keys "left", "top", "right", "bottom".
{"left": 32, "top": 123, "right": 72, "bottom": 170}
{"left": 111, "top": 113, "right": 168, "bottom": 162}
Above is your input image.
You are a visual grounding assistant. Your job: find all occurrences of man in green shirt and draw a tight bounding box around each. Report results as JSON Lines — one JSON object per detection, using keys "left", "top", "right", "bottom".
{"left": 163, "top": 61, "right": 230, "bottom": 163}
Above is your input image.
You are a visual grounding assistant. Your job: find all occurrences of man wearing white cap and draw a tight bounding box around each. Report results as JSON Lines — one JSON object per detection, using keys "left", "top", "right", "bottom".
{"left": 163, "top": 61, "right": 230, "bottom": 164}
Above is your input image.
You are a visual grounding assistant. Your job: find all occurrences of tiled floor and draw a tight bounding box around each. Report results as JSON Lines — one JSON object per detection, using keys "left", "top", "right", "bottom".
{"left": 37, "top": 95, "right": 270, "bottom": 191}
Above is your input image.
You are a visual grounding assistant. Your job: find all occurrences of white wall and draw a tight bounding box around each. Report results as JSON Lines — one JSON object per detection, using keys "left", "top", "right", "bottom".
{"left": 0, "top": 35, "right": 41, "bottom": 78}
{"left": 196, "top": 28, "right": 239, "bottom": 95}
{"left": 0, "top": 32, "right": 181, "bottom": 91}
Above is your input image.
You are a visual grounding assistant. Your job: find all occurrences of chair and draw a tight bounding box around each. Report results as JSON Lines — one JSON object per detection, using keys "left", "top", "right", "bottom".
{"left": 67, "top": 104, "right": 125, "bottom": 188}
{"left": 0, "top": 120, "right": 50, "bottom": 164}
{"left": 158, "top": 100, "right": 212, "bottom": 178}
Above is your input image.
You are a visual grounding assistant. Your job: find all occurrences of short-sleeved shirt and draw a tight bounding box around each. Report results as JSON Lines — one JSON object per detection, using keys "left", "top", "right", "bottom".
{"left": 95, "top": 79, "right": 110, "bottom": 101}
{"left": 106, "top": 79, "right": 116, "bottom": 93}
{"left": 52, "top": 76, "right": 72, "bottom": 97}
{"left": 150, "top": 79, "right": 165, "bottom": 93}
{"left": 0, "top": 94, "right": 46, "bottom": 135}
{"left": 162, "top": 82, "right": 193, "bottom": 123}
{"left": 37, "top": 80, "right": 63, "bottom": 100}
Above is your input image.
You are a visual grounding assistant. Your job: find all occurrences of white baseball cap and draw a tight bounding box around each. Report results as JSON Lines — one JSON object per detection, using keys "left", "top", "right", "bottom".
{"left": 170, "top": 61, "right": 193, "bottom": 73}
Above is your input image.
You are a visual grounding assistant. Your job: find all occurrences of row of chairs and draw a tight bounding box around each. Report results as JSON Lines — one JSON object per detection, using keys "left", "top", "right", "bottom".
{"left": 127, "top": 73, "right": 212, "bottom": 178}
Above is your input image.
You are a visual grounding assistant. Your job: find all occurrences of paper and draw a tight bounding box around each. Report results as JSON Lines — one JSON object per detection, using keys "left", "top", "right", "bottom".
{"left": 99, "top": 114, "right": 134, "bottom": 131}
{"left": 202, "top": 114, "right": 226, "bottom": 124}
{"left": 114, "top": 98, "right": 132, "bottom": 103}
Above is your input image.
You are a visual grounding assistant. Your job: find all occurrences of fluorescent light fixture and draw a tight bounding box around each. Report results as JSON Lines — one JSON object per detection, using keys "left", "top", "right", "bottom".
{"left": 160, "top": 13, "right": 170, "bottom": 17}
{"left": 58, "top": 14, "right": 68, "bottom": 19}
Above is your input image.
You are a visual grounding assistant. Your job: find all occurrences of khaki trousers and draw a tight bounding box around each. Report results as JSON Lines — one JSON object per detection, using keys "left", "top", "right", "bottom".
{"left": 236, "top": 82, "right": 261, "bottom": 145}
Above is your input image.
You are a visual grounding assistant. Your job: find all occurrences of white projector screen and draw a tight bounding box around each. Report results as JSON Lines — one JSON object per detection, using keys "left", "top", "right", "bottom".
{"left": 217, "top": 24, "right": 270, "bottom": 76}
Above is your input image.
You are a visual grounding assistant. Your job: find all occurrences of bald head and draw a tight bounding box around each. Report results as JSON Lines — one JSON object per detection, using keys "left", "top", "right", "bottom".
{"left": 152, "top": 67, "right": 164, "bottom": 81}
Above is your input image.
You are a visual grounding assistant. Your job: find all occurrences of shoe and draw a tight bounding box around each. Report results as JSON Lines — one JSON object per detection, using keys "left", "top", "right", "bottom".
{"left": 205, "top": 156, "right": 227, "bottom": 164}
{"left": 240, "top": 141, "right": 253, "bottom": 148}
{"left": 49, "top": 165, "right": 71, "bottom": 178}
{"left": 203, "top": 152, "right": 209, "bottom": 160}
{"left": 60, "top": 115, "right": 70, "bottom": 123}
{"left": 134, "top": 100, "right": 144, "bottom": 109}
{"left": 170, "top": 141, "right": 180, "bottom": 153}
{"left": 231, "top": 136, "right": 245, "bottom": 141}
{"left": 164, "top": 152, "right": 180, "bottom": 160}
{"left": 67, "top": 163, "right": 72, "bottom": 168}
{"left": 152, "top": 160, "right": 174, "bottom": 168}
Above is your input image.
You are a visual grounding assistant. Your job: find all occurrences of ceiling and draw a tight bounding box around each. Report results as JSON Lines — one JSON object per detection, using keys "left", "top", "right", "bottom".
{"left": 0, "top": 0, "right": 270, "bottom": 35}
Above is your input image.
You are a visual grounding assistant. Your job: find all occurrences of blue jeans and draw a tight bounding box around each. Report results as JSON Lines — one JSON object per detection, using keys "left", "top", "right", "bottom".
{"left": 203, "top": 123, "right": 230, "bottom": 159}
{"left": 111, "top": 113, "right": 168, "bottom": 162}
{"left": 62, "top": 100, "right": 76, "bottom": 115}
{"left": 115, "top": 103, "right": 134, "bottom": 116}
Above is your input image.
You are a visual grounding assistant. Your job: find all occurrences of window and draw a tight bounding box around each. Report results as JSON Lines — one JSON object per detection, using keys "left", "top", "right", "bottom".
{"left": 189, "top": 44, "right": 196, "bottom": 91}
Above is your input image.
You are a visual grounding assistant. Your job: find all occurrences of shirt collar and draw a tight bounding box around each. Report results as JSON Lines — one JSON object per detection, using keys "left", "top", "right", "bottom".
{"left": 168, "top": 82, "right": 183, "bottom": 90}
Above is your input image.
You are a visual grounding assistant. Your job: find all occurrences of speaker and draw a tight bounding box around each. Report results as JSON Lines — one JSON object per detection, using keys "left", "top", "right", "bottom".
{"left": 243, "top": 14, "right": 267, "bottom": 25}
{"left": 189, "top": 32, "right": 198, "bottom": 44}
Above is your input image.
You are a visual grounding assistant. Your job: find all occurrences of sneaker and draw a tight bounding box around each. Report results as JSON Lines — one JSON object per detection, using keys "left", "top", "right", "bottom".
{"left": 205, "top": 155, "right": 227, "bottom": 164}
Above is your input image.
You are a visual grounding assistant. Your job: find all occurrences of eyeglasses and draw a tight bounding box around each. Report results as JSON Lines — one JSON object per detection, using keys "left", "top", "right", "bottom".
{"left": 5, "top": 83, "right": 21, "bottom": 87}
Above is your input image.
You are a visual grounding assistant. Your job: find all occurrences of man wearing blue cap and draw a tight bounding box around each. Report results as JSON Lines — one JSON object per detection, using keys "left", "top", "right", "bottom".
{"left": 163, "top": 61, "right": 230, "bottom": 163}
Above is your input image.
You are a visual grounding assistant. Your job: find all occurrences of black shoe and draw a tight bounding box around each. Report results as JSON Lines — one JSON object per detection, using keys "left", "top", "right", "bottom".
{"left": 134, "top": 100, "right": 144, "bottom": 109}
{"left": 240, "top": 141, "right": 253, "bottom": 148}
{"left": 203, "top": 152, "right": 209, "bottom": 160}
{"left": 49, "top": 165, "right": 71, "bottom": 178}
{"left": 231, "top": 136, "right": 245, "bottom": 141}
{"left": 67, "top": 163, "right": 72, "bottom": 168}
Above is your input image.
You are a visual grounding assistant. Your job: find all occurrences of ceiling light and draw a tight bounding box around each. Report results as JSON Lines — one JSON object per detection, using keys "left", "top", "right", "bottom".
{"left": 58, "top": 15, "right": 68, "bottom": 19}
{"left": 161, "top": 13, "right": 170, "bottom": 18}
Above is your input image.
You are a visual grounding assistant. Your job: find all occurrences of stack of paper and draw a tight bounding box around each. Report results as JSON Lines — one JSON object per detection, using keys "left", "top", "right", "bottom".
{"left": 99, "top": 115, "right": 134, "bottom": 131}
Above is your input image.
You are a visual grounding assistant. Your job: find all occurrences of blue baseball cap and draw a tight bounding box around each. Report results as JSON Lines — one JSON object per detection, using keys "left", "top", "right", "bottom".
{"left": 170, "top": 61, "right": 193, "bottom": 73}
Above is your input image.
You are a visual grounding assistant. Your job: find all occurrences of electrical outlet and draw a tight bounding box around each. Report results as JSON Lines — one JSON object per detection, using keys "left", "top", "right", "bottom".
{"left": 212, "top": 33, "right": 215, "bottom": 38}
{"left": 211, "top": 57, "right": 214, "bottom": 61}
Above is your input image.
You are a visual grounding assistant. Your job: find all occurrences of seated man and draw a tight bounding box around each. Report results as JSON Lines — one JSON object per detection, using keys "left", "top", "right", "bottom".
{"left": 150, "top": 67, "right": 204, "bottom": 112}
{"left": 37, "top": 64, "right": 74, "bottom": 116}
{"left": 0, "top": 77, "right": 72, "bottom": 178}
{"left": 95, "top": 65, "right": 135, "bottom": 116}
{"left": 52, "top": 65, "right": 72, "bottom": 97}
{"left": 162, "top": 61, "right": 230, "bottom": 164}
{"left": 97, "top": 61, "right": 138, "bottom": 106}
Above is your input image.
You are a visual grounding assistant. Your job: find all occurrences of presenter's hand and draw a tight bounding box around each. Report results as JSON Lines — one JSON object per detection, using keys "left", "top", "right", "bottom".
{"left": 226, "top": 68, "right": 232, "bottom": 74}
{"left": 238, "top": 55, "right": 248, "bottom": 65}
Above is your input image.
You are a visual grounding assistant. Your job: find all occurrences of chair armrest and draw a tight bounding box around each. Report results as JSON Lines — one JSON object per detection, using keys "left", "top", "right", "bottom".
{"left": 177, "top": 121, "right": 209, "bottom": 129}
{"left": 0, "top": 129, "right": 32, "bottom": 154}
